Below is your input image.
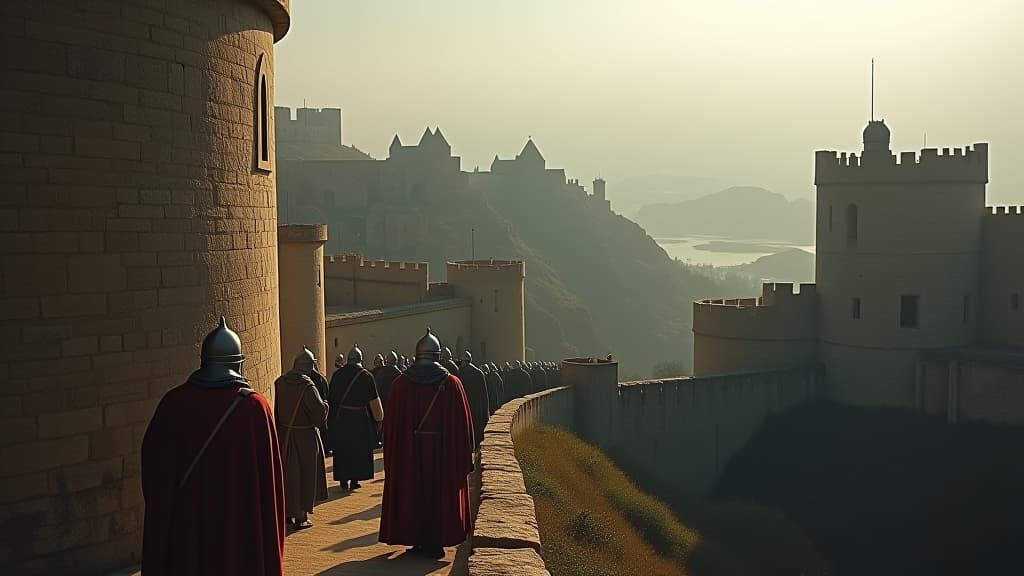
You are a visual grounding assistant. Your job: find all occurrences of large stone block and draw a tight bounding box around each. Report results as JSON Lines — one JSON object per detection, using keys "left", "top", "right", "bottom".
{"left": 473, "top": 493, "right": 542, "bottom": 552}
{"left": 468, "top": 547, "right": 551, "bottom": 576}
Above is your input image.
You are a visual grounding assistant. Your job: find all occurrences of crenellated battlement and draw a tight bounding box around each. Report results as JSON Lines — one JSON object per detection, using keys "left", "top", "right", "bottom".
{"left": 327, "top": 253, "right": 427, "bottom": 272}
{"left": 324, "top": 252, "right": 429, "bottom": 307}
{"left": 447, "top": 259, "right": 526, "bottom": 278}
{"left": 986, "top": 205, "right": 1024, "bottom": 216}
{"left": 815, "top": 143, "right": 988, "bottom": 184}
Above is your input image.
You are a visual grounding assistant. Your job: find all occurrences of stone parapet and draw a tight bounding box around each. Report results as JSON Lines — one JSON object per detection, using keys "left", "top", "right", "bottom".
{"left": 467, "top": 386, "right": 573, "bottom": 576}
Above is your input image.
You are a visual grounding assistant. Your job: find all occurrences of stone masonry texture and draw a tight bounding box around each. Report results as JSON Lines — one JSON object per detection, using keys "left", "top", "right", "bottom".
{"left": 0, "top": 1, "right": 285, "bottom": 573}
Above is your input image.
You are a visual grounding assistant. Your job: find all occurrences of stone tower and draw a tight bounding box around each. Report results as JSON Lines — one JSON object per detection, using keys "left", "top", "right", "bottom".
{"left": 0, "top": 1, "right": 290, "bottom": 573}
{"left": 814, "top": 121, "right": 988, "bottom": 406}
{"left": 593, "top": 177, "right": 606, "bottom": 201}
{"left": 446, "top": 260, "right": 526, "bottom": 362}
{"left": 278, "top": 224, "right": 328, "bottom": 372}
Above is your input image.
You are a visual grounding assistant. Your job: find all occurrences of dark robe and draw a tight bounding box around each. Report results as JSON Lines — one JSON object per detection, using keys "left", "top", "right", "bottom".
{"left": 310, "top": 369, "right": 330, "bottom": 451}
{"left": 459, "top": 362, "right": 490, "bottom": 448}
{"left": 327, "top": 363, "right": 379, "bottom": 482}
{"left": 529, "top": 366, "right": 548, "bottom": 393}
{"left": 486, "top": 371, "right": 505, "bottom": 412}
{"left": 274, "top": 370, "right": 329, "bottom": 518}
{"left": 142, "top": 382, "right": 285, "bottom": 576}
{"left": 441, "top": 359, "right": 460, "bottom": 377}
{"left": 504, "top": 367, "right": 534, "bottom": 400}
{"left": 380, "top": 363, "right": 473, "bottom": 547}
{"left": 374, "top": 364, "right": 402, "bottom": 406}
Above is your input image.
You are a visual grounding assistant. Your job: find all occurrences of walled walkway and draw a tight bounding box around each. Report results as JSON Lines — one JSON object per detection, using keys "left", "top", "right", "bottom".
{"left": 113, "top": 450, "right": 469, "bottom": 576}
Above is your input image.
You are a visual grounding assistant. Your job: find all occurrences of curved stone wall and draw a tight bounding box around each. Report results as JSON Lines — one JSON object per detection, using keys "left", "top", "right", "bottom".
{"left": 0, "top": 1, "right": 287, "bottom": 573}
{"left": 468, "top": 386, "right": 574, "bottom": 576}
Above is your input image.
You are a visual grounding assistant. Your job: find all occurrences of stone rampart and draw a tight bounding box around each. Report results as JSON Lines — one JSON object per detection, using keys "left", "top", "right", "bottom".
{"left": 468, "top": 386, "right": 573, "bottom": 576}
{"left": 613, "top": 366, "right": 821, "bottom": 495}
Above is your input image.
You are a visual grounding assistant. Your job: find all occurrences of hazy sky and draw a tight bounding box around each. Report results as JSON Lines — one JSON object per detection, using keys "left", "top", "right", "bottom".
{"left": 275, "top": 0, "right": 1023, "bottom": 203}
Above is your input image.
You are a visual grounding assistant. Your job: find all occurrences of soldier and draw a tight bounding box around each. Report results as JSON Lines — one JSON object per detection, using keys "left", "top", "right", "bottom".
{"left": 440, "top": 346, "right": 459, "bottom": 376}
{"left": 504, "top": 360, "right": 534, "bottom": 399}
{"left": 458, "top": 350, "right": 489, "bottom": 449}
{"left": 141, "top": 317, "right": 285, "bottom": 575}
{"left": 375, "top": 351, "right": 402, "bottom": 407}
{"left": 274, "top": 347, "right": 329, "bottom": 529}
{"left": 371, "top": 353, "right": 385, "bottom": 379}
{"left": 327, "top": 344, "right": 383, "bottom": 491}
{"left": 489, "top": 362, "right": 506, "bottom": 406}
{"left": 380, "top": 329, "right": 473, "bottom": 559}
{"left": 528, "top": 361, "right": 548, "bottom": 393}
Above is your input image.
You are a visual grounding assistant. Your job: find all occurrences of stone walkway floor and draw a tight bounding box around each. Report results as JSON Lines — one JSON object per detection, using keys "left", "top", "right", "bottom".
{"left": 115, "top": 449, "right": 468, "bottom": 576}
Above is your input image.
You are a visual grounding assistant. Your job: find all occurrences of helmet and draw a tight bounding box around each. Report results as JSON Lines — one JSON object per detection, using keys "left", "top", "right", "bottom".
{"left": 190, "top": 317, "right": 246, "bottom": 386}
{"left": 504, "top": 362, "right": 512, "bottom": 371}
{"left": 347, "top": 343, "right": 363, "bottom": 365}
{"left": 414, "top": 328, "right": 442, "bottom": 363}
{"left": 373, "top": 353, "right": 385, "bottom": 368}
{"left": 387, "top": 351, "right": 399, "bottom": 366}
{"left": 514, "top": 360, "right": 523, "bottom": 369}
{"left": 293, "top": 346, "right": 316, "bottom": 375}
{"left": 334, "top": 354, "right": 344, "bottom": 369}
{"left": 441, "top": 346, "right": 453, "bottom": 362}
{"left": 481, "top": 363, "right": 490, "bottom": 374}
{"left": 461, "top": 350, "right": 472, "bottom": 363}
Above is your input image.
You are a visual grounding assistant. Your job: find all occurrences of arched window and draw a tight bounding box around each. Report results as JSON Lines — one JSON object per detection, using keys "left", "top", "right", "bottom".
{"left": 846, "top": 203, "right": 858, "bottom": 246}
{"left": 254, "top": 53, "right": 272, "bottom": 172}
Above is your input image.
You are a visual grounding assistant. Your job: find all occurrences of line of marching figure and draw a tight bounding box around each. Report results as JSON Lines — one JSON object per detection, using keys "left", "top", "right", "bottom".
{"left": 139, "top": 317, "right": 561, "bottom": 575}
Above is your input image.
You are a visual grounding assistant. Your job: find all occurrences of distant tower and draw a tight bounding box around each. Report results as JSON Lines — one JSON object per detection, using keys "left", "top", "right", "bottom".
{"left": 446, "top": 260, "right": 526, "bottom": 362}
{"left": 278, "top": 224, "right": 328, "bottom": 373}
{"left": 814, "top": 120, "right": 988, "bottom": 406}
{"left": 593, "top": 177, "right": 607, "bottom": 201}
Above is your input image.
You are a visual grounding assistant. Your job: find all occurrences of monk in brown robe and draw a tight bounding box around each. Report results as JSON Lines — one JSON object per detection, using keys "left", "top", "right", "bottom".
{"left": 275, "top": 346, "right": 329, "bottom": 529}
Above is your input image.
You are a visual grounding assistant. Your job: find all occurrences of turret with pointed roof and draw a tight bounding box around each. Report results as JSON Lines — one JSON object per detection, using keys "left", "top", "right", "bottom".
{"left": 516, "top": 138, "right": 545, "bottom": 169}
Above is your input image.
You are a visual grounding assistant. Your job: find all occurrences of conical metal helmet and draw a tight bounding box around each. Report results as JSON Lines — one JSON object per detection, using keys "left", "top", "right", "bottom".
{"left": 461, "top": 350, "right": 473, "bottom": 363}
{"left": 374, "top": 353, "right": 385, "bottom": 368}
{"left": 347, "top": 343, "right": 363, "bottom": 365}
{"left": 293, "top": 346, "right": 316, "bottom": 374}
{"left": 190, "top": 317, "right": 246, "bottom": 387}
{"left": 334, "top": 354, "right": 344, "bottom": 369}
{"left": 441, "top": 346, "right": 453, "bottom": 362}
{"left": 387, "top": 350, "right": 399, "bottom": 366}
{"left": 414, "top": 328, "right": 441, "bottom": 363}
{"left": 201, "top": 316, "right": 244, "bottom": 365}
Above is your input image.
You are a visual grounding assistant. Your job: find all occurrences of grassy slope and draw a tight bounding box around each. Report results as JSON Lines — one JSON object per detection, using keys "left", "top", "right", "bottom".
{"left": 516, "top": 426, "right": 828, "bottom": 576}
{"left": 715, "top": 403, "right": 1024, "bottom": 576}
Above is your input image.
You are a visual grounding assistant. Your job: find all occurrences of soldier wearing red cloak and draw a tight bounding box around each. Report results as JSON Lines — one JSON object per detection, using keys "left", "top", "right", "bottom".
{"left": 379, "top": 328, "right": 474, "bottom": 559}
{"left": 141, "top": 317, "right": 285, "bottom": 576}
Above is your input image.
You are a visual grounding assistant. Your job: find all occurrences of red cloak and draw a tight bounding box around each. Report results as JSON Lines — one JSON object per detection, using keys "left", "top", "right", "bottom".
{"left": 141, "top": 383, "right": 286, "bottom": 576}
{"left": 380, "top": 372, "right": 474, "bottom": 547}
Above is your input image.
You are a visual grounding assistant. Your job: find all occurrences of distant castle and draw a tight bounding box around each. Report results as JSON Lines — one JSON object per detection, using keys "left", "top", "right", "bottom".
{"left": 694, "top": 120, "right": 1024, "bottom": 417}
{"left": 275, "top": 111, "right": 613, "bottom": 254}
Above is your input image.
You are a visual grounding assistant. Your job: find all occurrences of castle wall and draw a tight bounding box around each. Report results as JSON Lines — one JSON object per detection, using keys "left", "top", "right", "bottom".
{"left": 0, "top": 1, "right": 288, "bottom": 573}
{"left": 325, "top": 299, "right": 471, "bottom": 364}
{"left": 323, "top": 254, "right": 429, "bottom": 308}
{"left": 980, "top": 206, "right": 1024, "bottom": 349}
{"left": 274, "top": 106, "right": 342, "bottom": 145}
{"left": 918, "top": 350, "right": 1024, "bottom": 426}
{"left": 278, "top": 224, "right": 327, "bottom": 372}
{"left": 611, "top": 367, "right": 819, "bottom": 496}
{"left": 815, "top": 146, "right": 987, "bottom": 407}
{"left": 446, "top": 260, "right": 526, "bottom": 362}
{"left": 693, "top": 283, "right": 818, "bottom": 376}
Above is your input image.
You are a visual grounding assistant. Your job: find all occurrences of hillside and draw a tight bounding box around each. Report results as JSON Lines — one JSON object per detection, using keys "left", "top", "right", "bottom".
{"left": 635, "top": 187, "right": 814, "bottom": 243}
{"left": 516, "top": 425, "right": 829, "bottom": 576}
{"left": 607, "top": 173, "right": 722, "bottom": 217}
{"left": 725, "top": 248, "right": 815, "bottom": 284}
{"left": 482, "top": 183, "right": 752, "bottom": 376}
{"left": 715, "top": 403, "right": 1024, "bottom": 576}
